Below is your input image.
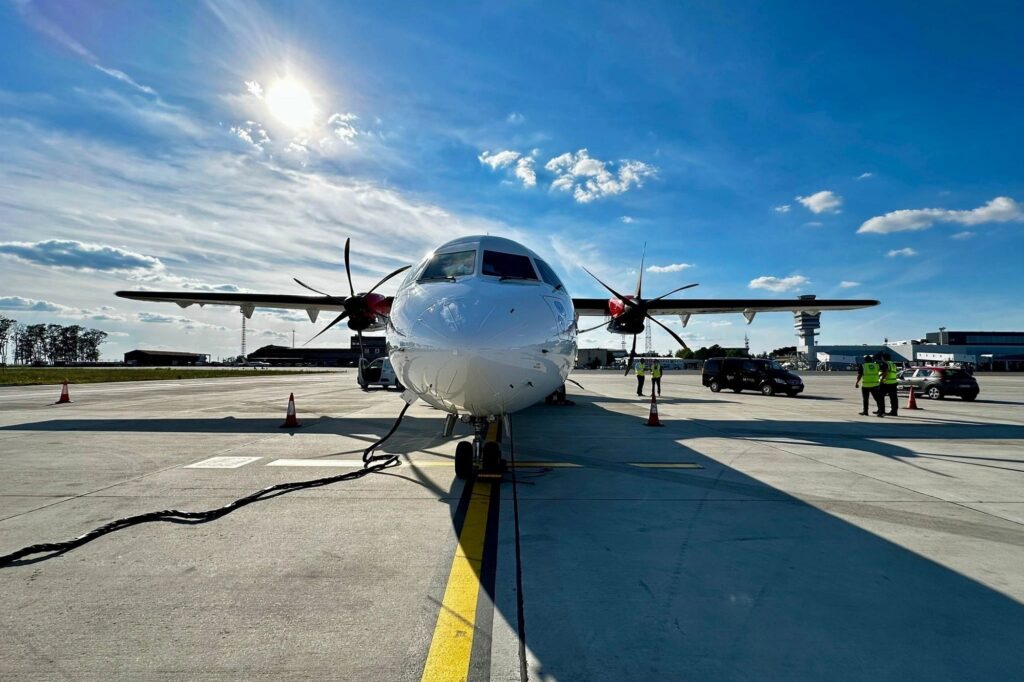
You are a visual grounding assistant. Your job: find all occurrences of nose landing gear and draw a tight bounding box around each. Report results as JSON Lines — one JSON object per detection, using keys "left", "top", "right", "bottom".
{"left": 453, "top": 416, "right": 507, "bottom": 480}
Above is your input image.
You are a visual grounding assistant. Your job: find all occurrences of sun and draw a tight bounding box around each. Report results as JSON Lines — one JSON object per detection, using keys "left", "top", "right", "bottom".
{"left": 265, "top": 78, "right": 316, "bottom": 131}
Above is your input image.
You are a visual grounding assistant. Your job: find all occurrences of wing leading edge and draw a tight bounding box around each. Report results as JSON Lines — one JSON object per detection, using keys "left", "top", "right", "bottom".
{"left": 572, "top": 297, "right": 879, "bottom": 317}
{"left": 115, "top": 290, "right": 345, "bottom": 322}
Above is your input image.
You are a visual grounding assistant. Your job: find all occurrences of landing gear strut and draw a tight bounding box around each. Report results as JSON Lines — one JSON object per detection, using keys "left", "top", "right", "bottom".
{"left": 453, "top": 416, "right": 506, "bottom": 480}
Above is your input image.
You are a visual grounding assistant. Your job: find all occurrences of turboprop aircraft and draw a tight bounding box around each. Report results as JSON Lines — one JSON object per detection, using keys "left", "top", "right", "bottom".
{"left": 117, "top": 235, "right": 878, "bottom": 478}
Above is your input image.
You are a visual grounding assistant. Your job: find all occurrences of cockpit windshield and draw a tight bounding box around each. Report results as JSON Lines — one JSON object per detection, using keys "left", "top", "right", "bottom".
{"left": 481, "top": 250, "right": 538, "bottom": 280}
{"left": 419, "top": 250, "right": 476, "bottom": 281}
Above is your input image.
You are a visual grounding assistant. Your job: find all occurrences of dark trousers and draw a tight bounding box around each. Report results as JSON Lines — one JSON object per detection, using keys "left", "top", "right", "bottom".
{"left": 636, "top": 375, "right": 645, "bottom": 395}
{"left": 882, "top": 383, "right": 898, "bottom": 414}
{"left": 861, "top": 386, "right": 884, "bottom": 414}
{"left": 651, "top": 376, "right": 661, "bottom": 395}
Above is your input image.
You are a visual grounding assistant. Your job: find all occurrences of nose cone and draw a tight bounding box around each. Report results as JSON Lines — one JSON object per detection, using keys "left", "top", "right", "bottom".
{"left": 388, "top": 281, "right": 574, "bottom": 414}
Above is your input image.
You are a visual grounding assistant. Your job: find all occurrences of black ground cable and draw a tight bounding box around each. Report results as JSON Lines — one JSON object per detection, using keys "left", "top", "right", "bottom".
{"left": 0, "top": 402, "right": 412, "bottom": 567}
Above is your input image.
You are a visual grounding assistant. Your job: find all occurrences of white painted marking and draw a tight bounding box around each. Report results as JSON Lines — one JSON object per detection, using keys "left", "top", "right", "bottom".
{"left": 185, "top": 456, "right": 262, "bottom": 469}
{"left": 267, "top": 458, "right": 450, "bottom": 468}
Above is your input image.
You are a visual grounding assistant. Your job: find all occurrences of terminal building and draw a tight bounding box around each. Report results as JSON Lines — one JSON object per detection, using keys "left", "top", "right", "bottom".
{"left": 810, "top": 330, "right": 1024, "bottom": 371}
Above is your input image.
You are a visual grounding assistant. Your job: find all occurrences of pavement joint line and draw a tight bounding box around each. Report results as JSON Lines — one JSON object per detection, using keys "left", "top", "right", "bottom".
{"left": 421, "top": 481, "right": 493, "bottom": 682}
{"left": 261, "top": 459, "right": 704, "bottom": 469}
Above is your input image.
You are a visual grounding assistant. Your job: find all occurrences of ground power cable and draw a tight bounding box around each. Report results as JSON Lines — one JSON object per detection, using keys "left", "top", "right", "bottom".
{"left": 0, "top": 402, "right": 412, "bottom": 567}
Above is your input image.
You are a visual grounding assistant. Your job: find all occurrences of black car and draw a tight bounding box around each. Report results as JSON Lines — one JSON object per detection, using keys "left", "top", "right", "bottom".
{"left": 702, "top": 357, "right": 804, "bottom": 396}
{"left": 897, "top": 366, "right": 979, "bottom": 401}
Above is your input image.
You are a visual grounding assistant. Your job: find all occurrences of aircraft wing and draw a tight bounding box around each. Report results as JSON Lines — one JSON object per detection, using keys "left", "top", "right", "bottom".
{"left": 572, "top": 297, "right": 879, "bottom": 317}
{"left": 115, "top": 291, "right": 345, "bottom": 321}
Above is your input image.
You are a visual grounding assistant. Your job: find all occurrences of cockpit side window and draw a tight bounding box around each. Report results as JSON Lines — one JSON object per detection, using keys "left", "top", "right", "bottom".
{"left": 534, "top": 259, "right": 564, "bottom": 289}
{"left": 481, "top": 251, "right": 538, "bottom": 280}
{"left": 419, "top": 250, "right": 476, "bottom": 280}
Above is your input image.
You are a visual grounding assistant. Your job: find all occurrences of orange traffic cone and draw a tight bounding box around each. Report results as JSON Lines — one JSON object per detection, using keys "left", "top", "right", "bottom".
{"left": 55, "top": 379, "right": 72, "bottom": 404}
{"left": 280, "top": 392, "right": 301, "bottom": 428}
{"left": 906, "top": 387, "right": 921, "bottom": 410}
{"left": 645, "top": 392, "right": 664, "bottom": 427}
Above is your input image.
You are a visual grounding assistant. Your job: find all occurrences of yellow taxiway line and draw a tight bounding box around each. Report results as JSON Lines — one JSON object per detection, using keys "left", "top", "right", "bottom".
{"left": 421, "top": 482, "right": 493, "bottom": 682}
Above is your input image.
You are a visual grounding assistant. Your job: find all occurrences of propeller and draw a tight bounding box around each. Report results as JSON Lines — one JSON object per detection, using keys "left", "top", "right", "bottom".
{"left": 580, "top": 244, "right": 697, "bottom": 374}
{"left": 297, "top": 238, "right": 411, "bottom": 359}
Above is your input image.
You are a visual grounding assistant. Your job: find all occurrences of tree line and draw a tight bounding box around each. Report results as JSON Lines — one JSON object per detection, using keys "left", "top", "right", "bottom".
{"left": 0, "top": 317, "right": 108, "bottom": 365}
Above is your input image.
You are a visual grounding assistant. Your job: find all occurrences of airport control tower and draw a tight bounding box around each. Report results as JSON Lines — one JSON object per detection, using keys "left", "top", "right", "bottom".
{"left": 794, "top": 294, "right": 821, "bottom": 369}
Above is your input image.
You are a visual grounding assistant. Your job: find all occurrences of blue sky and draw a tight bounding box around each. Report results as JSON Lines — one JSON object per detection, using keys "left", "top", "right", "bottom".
{"left": 1, "top": 0, "right": 1022, "bottom": 359}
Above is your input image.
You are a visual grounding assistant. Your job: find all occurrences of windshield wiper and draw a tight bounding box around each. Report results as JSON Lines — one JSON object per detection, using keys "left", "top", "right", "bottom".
{"left": 419, "top": 275, "right": 456, "bottom": 282}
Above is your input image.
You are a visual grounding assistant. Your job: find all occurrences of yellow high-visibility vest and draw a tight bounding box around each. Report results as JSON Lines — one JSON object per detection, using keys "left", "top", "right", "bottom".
{"left": 635, "top": 362, "right": 645, "bottom": 376}
{"left": 652, "top": 363, "right": 662, "bottom": 378}
{"left": 883, "top": 361, "right": 899, "bottom": 384}
{"left": 862, "top": 362, "right": 881, "bottom": 388}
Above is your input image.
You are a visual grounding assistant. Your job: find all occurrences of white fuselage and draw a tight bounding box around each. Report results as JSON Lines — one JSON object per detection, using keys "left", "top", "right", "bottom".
{"left": 386, "top": 236, "right": 576, "bottom": 417}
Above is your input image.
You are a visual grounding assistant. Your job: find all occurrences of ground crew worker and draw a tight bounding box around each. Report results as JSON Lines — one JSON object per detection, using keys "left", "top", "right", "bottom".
{"left": 880, "top": 351, "right": 899, "bottom": 416}
{"left": 635, "top": 358, "right": 646, "bottom": 396}
{"left": 651, "top": 360, "right": 663, "bottom": 396}
{"left": 854, "top": 354, "right": 885, "bottom": 417}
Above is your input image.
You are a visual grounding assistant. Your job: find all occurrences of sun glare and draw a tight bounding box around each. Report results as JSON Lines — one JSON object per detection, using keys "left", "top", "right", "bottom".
{"left": 265, "top": 78, "right": 316, "bottom": 131}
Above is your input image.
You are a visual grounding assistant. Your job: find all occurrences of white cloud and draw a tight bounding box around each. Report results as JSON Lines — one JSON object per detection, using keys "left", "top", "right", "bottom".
{"left": 856, "top": 172, "right": 874, "bottom": 180}
{"left": 0, "top": 295, "right": 65, "bottom": 312}
{"left": 796, "top": 190, "right": 842, "bottom": 214}
{"left": 647, "top": 263, "right": 693, "bottom": 273}
{"left": 839, "top": 281, "right": 860, "bottom": 288}
{"left": 245, "top": 80, "right": 264, "bottom": 99}
{"left": 886, "top": 247, "right": 917, "bottom": 258}
{"left": 136, "top": 312, "right": 228, "bottom": 332}
{"left": 479, "top": 150, "right": 535, "bottom": 188}
{"left": 230, "top": 121, "right": 271, "bottom": 150}
{"left": 506, "top": 112, "right": 525, "bottom": 124}
{"left": 951, "top": 231, "right": 975, "bottom": 240}
{"left": 620, "top": 216, "right": 636, "bottom": 224}
{"left": 479, "top": 149, "right": 521, "bottom": 170}
{"left": 858, "top": 197, "right": 1023, "bottom": 234}
{"left": 514, "top": 157, "right": 537, "bottom": 187}
{"left": 773, "top": 204, "right": 791, "bottom": 213}
{"left": 748, "top": 275, "right": 810, "bottom": 292}
{"left": 0, "top": 239, "right": 162, "bottom": 274}
{"left": 545, "top": 149, "right": 656, "bottom": 203}
{"left": 327, "top": 112, "right": 359, "bottom": 145}
{"left": 804, "top": 221, "right": 824, "bottom": 227}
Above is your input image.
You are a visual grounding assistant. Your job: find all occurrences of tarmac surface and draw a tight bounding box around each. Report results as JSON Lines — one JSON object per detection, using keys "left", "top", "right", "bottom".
{"left": 1, "top": 370, "right": 1023, "bottom": 680}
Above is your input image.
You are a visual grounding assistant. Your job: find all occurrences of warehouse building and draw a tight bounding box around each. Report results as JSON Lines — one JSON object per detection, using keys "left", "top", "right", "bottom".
{"left": 124, "top": 350, "right": 210, "bottom": 366}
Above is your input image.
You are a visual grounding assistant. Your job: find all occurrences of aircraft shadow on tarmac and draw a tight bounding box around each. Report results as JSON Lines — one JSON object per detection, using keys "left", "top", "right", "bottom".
{"left": 443, "top": 392, "right": 1024, "bottom": 680}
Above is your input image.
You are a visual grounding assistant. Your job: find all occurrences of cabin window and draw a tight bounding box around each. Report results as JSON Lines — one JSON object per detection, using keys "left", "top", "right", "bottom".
{"left": 534, "top": 259, "right": 564, "bottom": 289}
{"left": 419, "top": 250, "right": 476, "bottom": 280}
{"left": 481, "top": 251, "right": 538, "bottom": 280}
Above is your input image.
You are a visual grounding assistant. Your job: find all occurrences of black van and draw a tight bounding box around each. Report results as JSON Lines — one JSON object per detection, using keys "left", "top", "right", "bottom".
{"left": 702, "top": 357, "right": 804, "bottom": 396}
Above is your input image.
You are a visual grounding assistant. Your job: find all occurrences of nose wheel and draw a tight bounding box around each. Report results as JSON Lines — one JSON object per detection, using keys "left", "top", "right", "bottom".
{"left": 454, "top": 417, "right": 506, "bottom": 480}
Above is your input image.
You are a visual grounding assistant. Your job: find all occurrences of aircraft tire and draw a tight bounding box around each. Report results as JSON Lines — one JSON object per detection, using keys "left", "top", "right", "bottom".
{"left": 482, "top": 441, "right": 501, "bottom": 473}
{"left": 455, "top": 441, "right": 474, "bottom": 480}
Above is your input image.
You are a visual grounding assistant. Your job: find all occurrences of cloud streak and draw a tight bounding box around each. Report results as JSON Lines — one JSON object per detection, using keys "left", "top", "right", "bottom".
{"left": 858, "top": 197, "right": 1023, "bottom": 234}
{"left": 748, "top": 275, "right": 810, "bottom": 292}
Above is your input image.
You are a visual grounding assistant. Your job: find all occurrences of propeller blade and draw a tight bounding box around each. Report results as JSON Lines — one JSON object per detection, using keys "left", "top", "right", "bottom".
{"left": 647, "top": 314, "right": 690, "bottom": 352}
{"left": 582, "top": 267, "right": 637, "bottom": 307}
{"left": 366, "top": 264, "right": 412, "bottom": 296}
{"left": 650, "top": 283, "right": 699, "bottom": 303}
{"left": 344, "top": 238, "right": 354, "bottom": 298}
{"left": 577, "top": 320, "right": 610, "bottom": 334}
{"left": 304, "top": 311, "right": 348, "bottom": 345}
{"left": 293, "top": 278, "right": 347, "bottom": 305}
{"left": 635, "top": 242, "right": 647, "bottom": 299}
{"left": 624, "top": 333, "right": 638, "bottom": 376}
